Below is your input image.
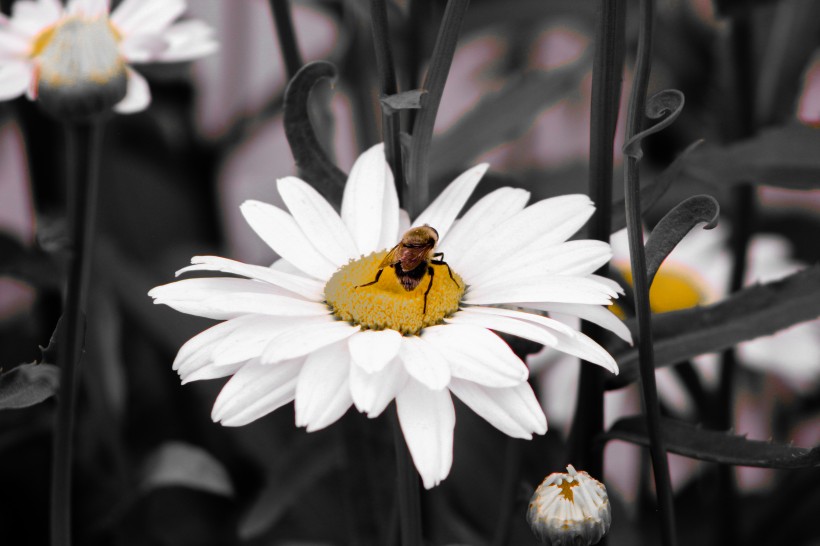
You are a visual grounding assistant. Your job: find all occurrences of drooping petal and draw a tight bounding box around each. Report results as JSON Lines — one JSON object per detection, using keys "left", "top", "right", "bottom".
{"left": 113, "top": 67, "right": 151, "bottom": 114}
{"left": 156, "top": 20, "right": 218, "bottom": 62}
{"left": 397, "top": 336, "right": 451, "bottom": 390}
{"left": 349, "top": 357, "right": 408, "bottom": 417}
{"left": 438, "top": 187, "right": 530, "bottom": 270}
{"left": 396, "top": 379, "right": 455, "bottom": 489}
{"left": 0, "top": 61, "right": 32, "bottom": 101}
{"left": 449, "top": 379, "right": 547, "bottom": 438}
{"left": 277, "top": 176, "right": 359, "bottom": 266}
{"left": 421, "top": 323, "right": 529, "bottom": 387}
{"left": 347, "top": 329, "right": 403, "bottom": 373}
{"left": 412, "top": 163, "right": 487, "bottom": 240}
{"left": 455, "top": 195, "right": 594, "bottom": 278}
{"left": 294, "top": 342, "right": 353, "bottom": 432}
{"left": 111, "top": 0, "right": 185, "bottom": 36}
{"left": 118, "top": 32, "right": 168, "bottom": 63}
{"left": 261, "top": 318, "right": 360, "bottom": 364}
{"left": 341, "top": 143, "right": 399, "bottom": 254}
{"left": 176, "top": 255, "right": 325, "bottom": 301}
{"left": 172, "top": 315, "right": 256, "bottom": 378}
{"left": 522, "top": 302, "right": 633, "bottom": 344}
{"left": 211, "top": 358, "right": 303, "bottom": 426}
{"left": 464, "top": 275, "right": 618, "bottom": 306}
{"left": 149, "top": 278, "right": 330, "bottom": 320}
{"left": 209, "top": 316, "right": 329, "bottom": 367}
{"left": 240, "top": 200, "right": 337, "bottom": 281}
{"left": 446, "top": 310, "right": 559, "bottom": 349}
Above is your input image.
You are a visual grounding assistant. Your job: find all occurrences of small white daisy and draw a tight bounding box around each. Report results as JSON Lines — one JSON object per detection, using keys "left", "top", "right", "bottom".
{"left": 149, "top": 144, "right": 627, "bottom": 489}
{"left": 0, "top": 0, "right": 217, "bottom": 115}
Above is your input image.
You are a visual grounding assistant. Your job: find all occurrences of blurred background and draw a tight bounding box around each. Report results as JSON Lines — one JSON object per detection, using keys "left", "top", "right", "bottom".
{"left": 0, "top": 0, "right": 818, "bottom": 544}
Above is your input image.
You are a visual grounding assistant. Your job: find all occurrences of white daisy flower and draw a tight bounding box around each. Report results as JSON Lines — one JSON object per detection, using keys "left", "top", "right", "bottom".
{"left": 0, "top": 0, "right": 217, "bottom": 116}
{"left": 149, "top": 144, "right": 627, "bottom": 489}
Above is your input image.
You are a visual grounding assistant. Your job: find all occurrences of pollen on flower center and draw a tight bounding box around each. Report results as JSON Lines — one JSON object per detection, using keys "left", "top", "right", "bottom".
{"left": 324, "top": 250, "right": 464, "bottom": 335}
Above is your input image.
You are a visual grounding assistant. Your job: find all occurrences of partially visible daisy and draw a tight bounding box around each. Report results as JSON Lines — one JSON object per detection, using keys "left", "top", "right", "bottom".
{"left": 0, "top": 0, "right": 217, "bottom": 116}
{"left": 149, "top": 144, "right": 628, "bottom": 488}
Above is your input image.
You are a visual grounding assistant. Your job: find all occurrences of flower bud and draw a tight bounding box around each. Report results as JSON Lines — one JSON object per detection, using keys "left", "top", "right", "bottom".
{"left": 527, "top": 465, "right": 611, "bottom": 546}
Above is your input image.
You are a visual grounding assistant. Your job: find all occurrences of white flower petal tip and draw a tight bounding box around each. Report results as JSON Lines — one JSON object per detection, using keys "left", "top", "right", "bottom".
{"left": 348, "top": 329, "right": 403, "bottom": 373}
{"left": 527, "top": 465, "right": 611, "bottom": 546}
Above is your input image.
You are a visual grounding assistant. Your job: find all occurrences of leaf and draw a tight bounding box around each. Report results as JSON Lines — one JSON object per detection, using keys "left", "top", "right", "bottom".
{"left": 239, "top": 437, "right": 343, "bottom": 539}
{"left": 608, "top": 266, "right": 820, "bottom": 389}
{"left": 0, "top": 363, "right": 59, "bottom": 410}
{"left": 283, "top": 61, "right": 346, "bottom": 204}
{"left": 140, "top": 442, "right": 234, "bottom": 498}
{"left": 381, "top": 89, "right": 427, "bottom": 114}
{"left": 429, "top": 62, "right": 588, "bottom": 182}
{"left": 623, "top": 89, "right": 685, "bottom": 160}
{"left": 679, "top": 123, "right": 820, "bottom": 189}
{"left": 603, "top": 416, "right": 820, "bottom": 468}
{"left": 644, "top": 195, "right": 720, "bottom": 286}
{"left": 610, "top": 140, "right": 703, "bottom": 233}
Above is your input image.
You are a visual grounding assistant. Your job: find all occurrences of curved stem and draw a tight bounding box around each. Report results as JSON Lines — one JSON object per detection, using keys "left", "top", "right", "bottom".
{"left": 406, "top": 0, "right": 470, "bottom": 218}
{"left": 370, "top": 0, "right": 406, "bottom": 208}
{"left": 392, "top": 409, "right": 422, "bottom": 546}
{"left": 567, "top": 0, "right": 625, "bottom": 478}
{"left": 50, "top": 122, "right": 103, "bottom": 546}
{"left": 622, "top": 0, "right": 677, "bottom": 545}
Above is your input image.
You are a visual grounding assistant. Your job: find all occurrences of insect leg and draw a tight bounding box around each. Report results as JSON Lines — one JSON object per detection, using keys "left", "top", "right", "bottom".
{"left": 423, "top": 266, "right": 435, "bottom": 315}
{"left": 356, "top": 268, "right": 384, "bottom": 288}
{"left": 431, "top": 258, "right": 459, "bottom": 288}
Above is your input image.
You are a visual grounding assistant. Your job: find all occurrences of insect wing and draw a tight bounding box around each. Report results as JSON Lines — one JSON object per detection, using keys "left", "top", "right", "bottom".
{"left": 397, "top": 244, "right": 432, "bottom": 272}
{"left": 378, "top": 244, "right": 401, "bottom": 269}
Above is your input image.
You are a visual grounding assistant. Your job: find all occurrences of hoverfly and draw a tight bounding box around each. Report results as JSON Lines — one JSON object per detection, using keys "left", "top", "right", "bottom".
{"left": 357, "top": 225, "right": 460, "bottom": 314}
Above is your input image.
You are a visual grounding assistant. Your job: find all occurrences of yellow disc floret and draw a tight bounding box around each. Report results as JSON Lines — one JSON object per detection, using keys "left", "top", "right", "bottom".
{"left": 325, "top": 250, "right": 464, "bottom": 335}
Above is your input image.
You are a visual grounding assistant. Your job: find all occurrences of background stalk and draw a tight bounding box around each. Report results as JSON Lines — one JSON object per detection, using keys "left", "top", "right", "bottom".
{"left": 50, "top": 122, "right": 103, "bottom": 546}
{"left": 566, "top": 0, "right": 625, "bottom": 479}
{"left": 622, "top": 0, "right": 677, "bottom": 544}
{"left": 268, "top": 0, "right": 303, "bottom": 79}
{"left": 392, "top": 411, "right": 422, "bottom": 546}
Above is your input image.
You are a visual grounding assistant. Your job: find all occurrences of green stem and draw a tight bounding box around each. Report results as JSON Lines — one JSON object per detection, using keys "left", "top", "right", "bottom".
{"left": 268, "top": 0, "right": 303, "bottom": 79}
{"left": 392, "top": 409, "right": 422, "bottom": 546}
{"left": 50, "top": 122, "right": 103, "bottom": 546}
{"left": 622, "top": 0, "right": 677, "bottom": 545}
{"left": 370, "top": 0, "right": 406, "bottom": 207}
{"left": 406, "top": 0, "right": 470, "bottom": 218}
{"left": 566, "top": 0, "right": 625, "bottom": 478}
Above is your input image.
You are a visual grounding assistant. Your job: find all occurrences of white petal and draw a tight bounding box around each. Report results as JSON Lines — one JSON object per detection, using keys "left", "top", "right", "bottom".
{"left": 342, "top": 143, "right": 398, "bottom": 254}
{"left": 150, "top": 278, "right": 330, "bottom": 320}
{"left": 177, "top": 255, "right": 324, "bottom": 301}
{"left": 0, "top": 31, "right": 33, "bottom": 58}
{"left": 111, "top": 0, "right": 185, "bottom": 36}
{"left": 449, "top": 379, "right": 547, "bottom": 438}
{"left": 118, "top": 32, "right": 168, "bottom": 63}
{"left": 66, "top": 0, "right": 108, "bottom": 17}
{"left": 349, "top": 357, "right": 408, "bottom": 417}
{"left": 0, "top": 61, "right": 32, "bottom": 100}
{"left": 461, "top": 306, "right": 618, "bottom": 373}
{"left": 398, "top": 208, "right": 411, "bottom": 235}
{"left": 156, "top": 20, "right": 218, "bottom": 62}
{"left": 396, "top": 380, "right": 455, "bottom": 489}
{"left": 209, "top": 316, "right": 327, "bottom": 367}
{"left": 172, "top": 315, "right": 254, "bottom": 376}
{"left": 438, "top": 187, "right": 530, "bottom": 270}
{"left": 211, "top": 358, "right": 302, "bottom": 426}
{"left": 469, "top": 240, "right": 613, "bottom": 287}
{"left": 464, "top": 276, "right": 618, "bottom": 306}
{"left": 446, "top": 310, "right": 559, "bottom": 349}
{"left": 114, "top": 67, "right": 151, "bottom": 114}
{"left": 522, "top": 302, "right": 633, "bottom": 344}
{"left": 348, "top": 329, "right": 403, "bottom": 373}
{"left": 10, "top": 0, "right": 62, "bottom": 36}
{"left": 421, "top": 323, "right": 529, "bottom": 387}
{"left": 277, "top": 176, "right": 358, "bottom": 266}
{"left": 295, "top": 342, "right": 353, "bottom": 432}
{"left": 412, "top": 163, "right": 487, "bottom": 240}
{"left": 240, "top": 200, "right": 337, "bottom": 281}
{"left": 398, "top": 336, "right": 451, "bottom": 390}
{"left": 262, "top": 318, "right": 360, "bottom": 364}
{"left": 455, "top": 195, "right": 594, "bottom": 278}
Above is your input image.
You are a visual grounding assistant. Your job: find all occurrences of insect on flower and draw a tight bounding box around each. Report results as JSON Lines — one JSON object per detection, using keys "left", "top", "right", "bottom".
{"left": 357, "top": 225, "right": 460, "bottom": 314}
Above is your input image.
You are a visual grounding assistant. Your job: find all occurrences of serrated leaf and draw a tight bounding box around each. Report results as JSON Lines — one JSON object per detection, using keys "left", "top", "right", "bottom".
{"left": 283, "top": 61, "right": 346, "bottom": 204}
{"left": 0, "top": 363, "right": 59, "bottom": 409}
{"left": 608, "top": 266, "right": 820, "bottom": 389}
{"left": 603, "top": 416, "right": 820, "bottom": 468}
{"left": 644, "top": 194, "right": 720, "bottom": 286}
{"left": 680, "top": 123, "right": 820, "bottom": 189}
{"left": 140, "top": 442, "right": 234, "bottom": 498}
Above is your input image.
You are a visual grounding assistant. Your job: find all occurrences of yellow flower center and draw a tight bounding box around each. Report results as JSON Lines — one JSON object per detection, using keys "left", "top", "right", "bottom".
{"left": 324, "top": 250, "right": 465, "bottom": 335}
{"left": 611, "top": 264, "right": 708, "bottom": 318}
{"left": 556, "top": 479, "right": 578, "bottom": 503}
